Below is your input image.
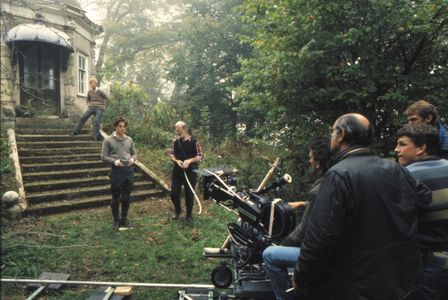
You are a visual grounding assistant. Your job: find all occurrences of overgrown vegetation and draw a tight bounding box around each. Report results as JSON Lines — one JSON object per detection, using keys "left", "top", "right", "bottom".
{"left": 0, "top": 136, "right": 18, "bottom": 195}
{"left": 1, "top": 201, "right": 235, "bottom": 299}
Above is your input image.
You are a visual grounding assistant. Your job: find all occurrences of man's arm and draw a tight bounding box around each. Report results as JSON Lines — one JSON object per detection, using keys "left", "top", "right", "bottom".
{"left": 101, "top": 138, "right": 115, "bottom": 165}
{"left": 169, "top": 139, "right": 184, "bottom": 168}
{"left": 86, "top": 90, "right": 91, "bottom": 104}
{"left": 183, "top": 141, "right": 204, "bottom": 168}
{"left": 294, "top": 171, "right": 350, "bottom": 289}
{"left": 128, "top": 139, "right": 137, "bottom": 165}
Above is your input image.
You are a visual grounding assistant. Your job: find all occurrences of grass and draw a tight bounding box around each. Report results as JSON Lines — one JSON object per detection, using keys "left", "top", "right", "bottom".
{"left": 1, "top": 199, "right": 235, "bottom": 299}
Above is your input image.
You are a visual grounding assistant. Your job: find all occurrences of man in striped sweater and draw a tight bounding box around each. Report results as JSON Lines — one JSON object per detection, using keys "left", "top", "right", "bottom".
{"left": 395, "top": 123, "right": 448, "bottom": 300}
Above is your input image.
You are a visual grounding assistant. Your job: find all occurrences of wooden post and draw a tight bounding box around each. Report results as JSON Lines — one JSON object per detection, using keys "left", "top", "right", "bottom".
{"left": 7, "top": 128, "right": 26, "bottom": 210}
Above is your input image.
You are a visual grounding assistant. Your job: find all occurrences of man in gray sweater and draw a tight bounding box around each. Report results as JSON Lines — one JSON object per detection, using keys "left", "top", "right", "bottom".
{"left": 101, "top": 117, "right": 137, "bottom": 228}
{"left": 72, "top": 78, "right": 108, "bottom": 141}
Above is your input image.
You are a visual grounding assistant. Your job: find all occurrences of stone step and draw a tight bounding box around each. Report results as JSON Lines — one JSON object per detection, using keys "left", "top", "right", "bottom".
{"left": 21, "top": 161, "right": 105, "bottom": 173}
{"left": 15, "top": 117, "right": 77, "bottom": 124}
{"left": 20, "top": 153, "right": 101, "bottom": 164}
{"left": 16, "top": 134, "right": 95, "bottom": 142}
{"left": 15, "top": 122, "right": 79, "bottom": 129}
{"left": 15, "top": 128, "right": 90, "bottom": 135}
{"left": 19, "top": 147, "right": 100, "bottom": 157}
{"left": 24, "top": 173, "right": 149, "bottom": 193}
{"left": 24, "top": 189, "right": 164, "bottom": 216}
{"left": 26, "top": 181, "right": 156, "bottom": 204}
{"left": 18, "top": 141, "right": 102, "bottom": 149}
{"left": 22, "top": 167, "right": 111, "bottom": 183}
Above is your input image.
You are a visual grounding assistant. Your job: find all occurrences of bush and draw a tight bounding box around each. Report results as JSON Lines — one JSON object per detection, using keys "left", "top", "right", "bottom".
{"left": 1, "top": 137, "right": 11, "bottom": 175}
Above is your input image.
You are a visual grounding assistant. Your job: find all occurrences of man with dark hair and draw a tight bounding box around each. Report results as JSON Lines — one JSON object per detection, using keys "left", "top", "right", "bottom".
{"left": 395, "top": 123, "right": 448, "bottom": 300}
{"left": 72, "top": 78, "right": 108, "bottom": 141}
{"left": 404, "top": 100, "right": 448, "bottom": 158}
{"left": 263, "top": 138, "right": 331, "bottom": 300}
{"left": 293, "top": 113, "right": 431, "bottom": 300}
{"left": 169, "top": 121, "right": 204, "bottom": 222}
{"left": 101, "top": 117, "right": 137, "bottom": 229}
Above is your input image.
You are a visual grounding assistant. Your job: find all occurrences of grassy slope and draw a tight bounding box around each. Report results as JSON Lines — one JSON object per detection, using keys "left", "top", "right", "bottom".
{"left": 1, "top": 200, "right": 235, "bottom": 299}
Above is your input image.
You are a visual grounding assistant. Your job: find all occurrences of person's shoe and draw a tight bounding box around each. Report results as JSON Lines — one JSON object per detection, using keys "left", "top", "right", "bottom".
{"left": 93, "top": 137, "right": 100, "bottom": 142}
{"left": 113, "top": 219, "right": 120, "bottom": 229}
{"left": 70, "top": 132, "right": 78, "bottom": 136}
{"left": 171, "top": 212, "right": 180, "bottom": 220}
{"left": 186, "top": 216, "right": 193, "bottom": 223}
{"left": 120, "top": 218, "right": 131, "bottom": 228}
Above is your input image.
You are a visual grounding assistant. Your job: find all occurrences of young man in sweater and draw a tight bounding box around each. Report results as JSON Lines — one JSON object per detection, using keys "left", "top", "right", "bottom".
{"left": 395, "top": 123, "right": 448, "bottom": 300}
{"left": 169, "top": 121, "right": 204, "bottom": 222}
{"left": 101, "top": 117, "right": 137, "bottom": 229}
{"left": 72, "top": 78, "right": 108, "bottom": 141}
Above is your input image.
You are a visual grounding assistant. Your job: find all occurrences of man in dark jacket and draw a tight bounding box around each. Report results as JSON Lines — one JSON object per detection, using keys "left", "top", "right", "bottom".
{"left": 263, "top": 138, "right": 331, "bottom": 300}
{"left": 293, "top": 113, "right": 431, "bottom": 300}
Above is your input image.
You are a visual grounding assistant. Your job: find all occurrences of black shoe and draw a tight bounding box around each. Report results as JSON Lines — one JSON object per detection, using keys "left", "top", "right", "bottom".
{"left": 113, "top": 220, "right": 120, "bottom": 229}
{"left": 93, "top": 137, "right": 100, "bottom": 142}
{"left": 186, "top": 216, "right": 193, "bottom": 222}
{"left": 120, "top": 218, "right": 131, "bottom": 228}
{"left": 70, "top": 132, "right": 78, "bottom": 136}
{"left": 171, "top": 212, "right": 180, "bottom": 220}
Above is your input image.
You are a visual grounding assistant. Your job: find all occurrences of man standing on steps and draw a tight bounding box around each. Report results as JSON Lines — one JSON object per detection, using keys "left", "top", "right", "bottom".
{"left": 101, "top": 117, "right": 137, "bottom": 229}
{"left": 71, "top": 78, "right": 108, "bottom": 141}
{"left": 169, "top": 121, "right": 204, "bottom": 222}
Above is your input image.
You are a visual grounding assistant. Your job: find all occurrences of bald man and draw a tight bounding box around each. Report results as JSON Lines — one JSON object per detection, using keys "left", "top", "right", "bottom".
{"left": 168, "top": 121, "right": 204, "bottom": 222}
{"left": 293, "top": 113, "right": 431, "bottom": 300}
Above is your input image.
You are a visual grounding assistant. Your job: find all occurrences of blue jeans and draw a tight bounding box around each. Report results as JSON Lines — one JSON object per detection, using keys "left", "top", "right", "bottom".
{"left": 263, "top": 246, "right": 301, "bottom": 300}
{"left": 73, "top": 106, "right": 103, "bottom": 139}
{"left": 414, "top": 252, "right": 448, "bottom": 300}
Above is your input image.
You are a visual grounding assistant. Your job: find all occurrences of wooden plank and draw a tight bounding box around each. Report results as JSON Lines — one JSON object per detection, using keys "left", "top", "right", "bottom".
{"left": 100, "top": 129, "right": 171, "bottom": 193}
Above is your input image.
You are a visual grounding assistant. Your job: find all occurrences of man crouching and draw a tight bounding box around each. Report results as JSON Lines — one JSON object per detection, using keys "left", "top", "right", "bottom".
{"left": 101, "top": 116, "right": 137, "bottom": 229}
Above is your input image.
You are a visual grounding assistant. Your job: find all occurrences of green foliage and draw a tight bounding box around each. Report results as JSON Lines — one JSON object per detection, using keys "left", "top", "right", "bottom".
{"left": 1, "top": 137, "right": 11, "bottom": 175}
{"left": 237, "top": 0, "right": 448, "bottom": 153}
{"left": 104, "top": 83, "right": 181, "bottom": 148}
{"left": 167, "top": 0, "right": 252, "bottom": 140}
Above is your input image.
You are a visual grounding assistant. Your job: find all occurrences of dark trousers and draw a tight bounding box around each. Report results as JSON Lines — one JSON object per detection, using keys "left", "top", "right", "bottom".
{"left": 412, "top": 252, "right": 448, "bottom": 300}
{"left": 170, "top": 168, "right": 197, "bottom": 217}
{"left": 73, "top": 106, "right": 103, "bottom": 139}
{"left": 110, "top": 168, "right": 134, "bottom": 221}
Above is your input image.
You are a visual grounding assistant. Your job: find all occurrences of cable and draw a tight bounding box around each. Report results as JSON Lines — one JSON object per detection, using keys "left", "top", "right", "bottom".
{"left": 183, "top": 170, "right": 202, "bottom": 215}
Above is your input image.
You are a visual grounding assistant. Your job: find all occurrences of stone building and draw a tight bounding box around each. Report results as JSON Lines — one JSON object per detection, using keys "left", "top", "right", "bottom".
{"left": 0, "top": 0, "right": 101, "bottom": 126}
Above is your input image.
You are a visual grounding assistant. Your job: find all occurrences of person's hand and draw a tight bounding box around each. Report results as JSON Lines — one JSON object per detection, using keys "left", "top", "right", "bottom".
{"left": 182, "top": 159, "right": 191, "bottom": 169}
{"left": 176, "top": 160, "right": 184, "bottom": 168}
{"left": 128, "top": 158, "right": 135, "bottom": 165}
{"left": 115, "top": 160, "right": 124, "bottom": 167}
{"left": 289, "top": 201, "right": 307, "bottom": 210}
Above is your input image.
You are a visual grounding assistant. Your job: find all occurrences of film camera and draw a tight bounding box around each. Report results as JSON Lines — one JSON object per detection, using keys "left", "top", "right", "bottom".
{"left": 197, "top": 159, "right": 296, "bottom": 299}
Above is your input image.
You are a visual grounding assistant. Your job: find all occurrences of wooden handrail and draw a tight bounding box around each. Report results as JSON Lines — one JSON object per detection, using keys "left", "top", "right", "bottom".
{"left": 99, "top": 130, "right": 170, "bottom": 193}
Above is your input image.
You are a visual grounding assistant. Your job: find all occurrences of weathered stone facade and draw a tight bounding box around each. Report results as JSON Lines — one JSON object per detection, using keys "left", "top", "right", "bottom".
{"left": 0, "top": 0, "right": 101, "bottom": 127}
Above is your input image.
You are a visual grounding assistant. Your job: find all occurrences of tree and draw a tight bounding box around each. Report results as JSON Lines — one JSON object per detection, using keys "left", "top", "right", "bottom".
{"left": 90, "top": 0, "right": 181, "bottom": 102}
{"left": 167, "top": 0, "right": 252, "bottom": 141}
{"left": 237, "top": 0, "right": 448, "bottom": 153}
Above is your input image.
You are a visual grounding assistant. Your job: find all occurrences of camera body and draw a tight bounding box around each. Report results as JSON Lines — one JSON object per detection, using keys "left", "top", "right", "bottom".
{"left": 199, "top": 167, "right": 295, "bottom": 299}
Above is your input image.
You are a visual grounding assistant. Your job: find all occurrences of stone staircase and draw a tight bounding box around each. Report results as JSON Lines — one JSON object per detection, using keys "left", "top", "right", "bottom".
{"left": 14, "top": 117, "right": 166, "bottom": 216}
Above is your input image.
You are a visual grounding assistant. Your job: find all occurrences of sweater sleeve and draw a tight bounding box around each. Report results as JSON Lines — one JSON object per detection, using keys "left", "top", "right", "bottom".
{"left": 130, "top": 139, "right": 137, "bottom": 161}
{"left": 101, "top": 138, "right": 116, "bottom": 165}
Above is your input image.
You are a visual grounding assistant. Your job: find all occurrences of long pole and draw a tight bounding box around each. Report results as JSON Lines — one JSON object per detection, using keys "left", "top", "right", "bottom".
{"left": 1, "top": 278, "right": 216, "bottom": 289}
